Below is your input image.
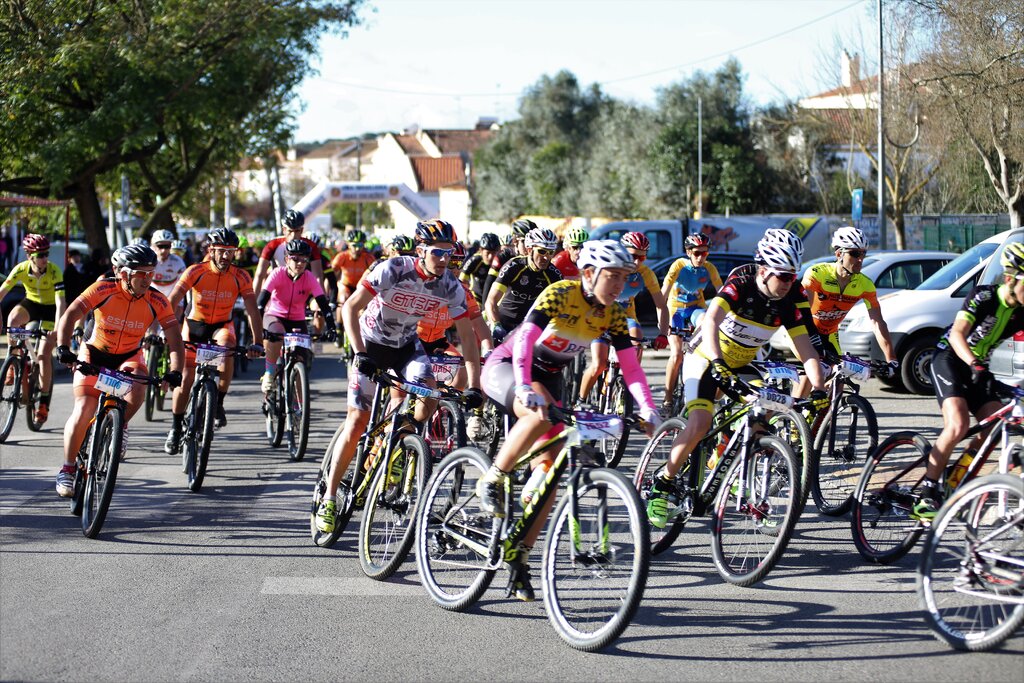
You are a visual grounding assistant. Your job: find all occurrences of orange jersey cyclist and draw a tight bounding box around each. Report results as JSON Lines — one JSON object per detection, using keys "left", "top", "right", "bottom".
{"left": 53, "top": 244, "right": 185, "bottom": 498}
{"left": 164, "top": 228, "right": 264, "bottom": 454}
{"left": 330, "top": 229, "right": 376, "bottom": 338}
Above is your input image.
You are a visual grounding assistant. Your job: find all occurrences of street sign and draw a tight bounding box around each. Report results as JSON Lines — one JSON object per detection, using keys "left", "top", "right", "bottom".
{"left": 851, "top": 188, "right": 864, "bottom": 221}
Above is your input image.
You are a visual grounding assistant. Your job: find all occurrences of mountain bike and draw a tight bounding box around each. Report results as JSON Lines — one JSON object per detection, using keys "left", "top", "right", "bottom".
{"left": 851, "top": 383, "right": 1024, "bottom": 564}
{"left": 263, "top": 330, "right": 321, "bottom": 461}
{"left": 423, "top": 354, "right": 468, "bottom": 461}
{"left": 0, "top": 326, "right": 48, "bottom": 441}
{"left": 416, "top": 406, "right": 649, "bottom": 652}
{"left": 67, "top": 362, "right": 160, "bottom": 538}
{"left": 560, "top": 349, "right": 587, "bottom": 411}
{"left": 231, "top": 297, "right": 251, "bottom": 376}
{"left": 634, "top": 376, "right": 809, "bottom": 586}
{"left": 142, "top": 332, "right": 170, "bottom": 422}
{"left": 664, "top": 325, "right": 694, "bottom": 418}
{"left": 583, "top": 337, "right": 654, "bottom": 469}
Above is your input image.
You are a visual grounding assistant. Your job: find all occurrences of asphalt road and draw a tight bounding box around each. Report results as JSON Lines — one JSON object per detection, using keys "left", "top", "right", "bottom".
{"left": 1, "top": 348, "right": 1021, "bottom": 682}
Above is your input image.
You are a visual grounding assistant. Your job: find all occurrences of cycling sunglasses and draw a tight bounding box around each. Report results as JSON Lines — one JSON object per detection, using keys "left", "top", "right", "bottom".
{"left": 629, "top": 252, "right": 647, "bottom": 262}
{"left": 770, "top": 270, "right": 798, "bottom": 283}
{"left": 30, "top": 251, "right": 50, "bottom": 259}
{"left": 426, "top": 247, "right": 454, "bottom": 258}
{"left": 533, "top": 248, "right": 554, "bottom": 256}
{"left": 845, "top": 249, "right": 867, "bottom": 258}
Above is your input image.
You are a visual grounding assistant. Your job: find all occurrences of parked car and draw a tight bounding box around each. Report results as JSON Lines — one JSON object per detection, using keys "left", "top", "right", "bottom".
{"left": 769, "top": 250, "right": 957, "bottom": 357}
{"left": 635, "top": 252, "right": 755, "bottom": 325}
{"left": 839, "top": 230, "right": 1018, "bottom": 394}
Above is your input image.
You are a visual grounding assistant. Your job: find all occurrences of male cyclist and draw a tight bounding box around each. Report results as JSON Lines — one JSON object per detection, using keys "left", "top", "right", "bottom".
{"left": 661, "top": 233, "right": 722, "bottom": 411}
{"left": 484, "top": 226, "right": 563, "bottom": 344}
{"left": 257, "top": 239, "right": 336, "bottom": 395}
{"left": 53, "top": 244, "right": 185, "bottom": 496}
{"left": 477, "top": 240, "right": 661, "bottom": 600}
{"left": 482, "top": 219, "right": 532, "bottom": 305}
{"left": 330, "top": 230, "right": 376, "bottom": 338}
{"left": 913, "top": 242, "right": 1024, "bottom": 519}
{"left": 253, "top": 210, "right": 324, "bottom": 293}
{"left": 150, "top": 229, "right": 187, "bottom": 300}
{"left": 578, "top": 231, "right": 670, "bottom": 402}
{"left": 645, "top": 236, "right": 829, "bottom": 528}
{"left": 164, "top": 229, "right": 263, "bottom": 451}
{"left": 0, "top": 234, "right": 64, "bottom": 424}
{"left": 460, "top": 232, "right": 500, "bottom": 305}
{"left": 315, "top": 219, "right": 484, "bottom": 534}
{"left": 550, "top": 226, "right": 588, "bottom": 281}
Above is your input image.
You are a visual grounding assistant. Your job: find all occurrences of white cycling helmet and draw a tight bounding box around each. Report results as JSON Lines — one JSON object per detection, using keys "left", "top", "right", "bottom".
{"left": 524, "top": 227, "right": 558, "bottom": 250}
{"left": 832, "top": 226, "right": 867, "bottom": 251}
{"left": 756, "top": 238, "right": 801, "bottom": 273}
{"left": 151, "top": 229, "right": 175, "bottom": 245}
{"left": 762, "top": 228, "right": 804, "bottom": 258}
{"left": 577, "top": 240, "right": 636, "bottom": 275}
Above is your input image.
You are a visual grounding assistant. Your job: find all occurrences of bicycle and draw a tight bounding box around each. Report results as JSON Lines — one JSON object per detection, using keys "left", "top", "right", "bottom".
{"left": 583, "top": 337, "right": 655, "bottom": 469}
{"left": 66, "top": 361, "right": 160, "bottom": 538}
{"left": 231, "top": 298, "right": 251, "bottom": 376}
{"left": 851, "top": 382, "right": 1024, "bottom": 564}
{"left": 415, "top": 406, "right": 649, "bottom": 652}
{"left": 0, "top": 325, "right": 49, "bottom": 441}
{"left": 560, "top": 349, "right": 587, "bottom": 411}
{"left": 663, "top": 325, "right": 695, "bottom": 418}
{"left": 310, "top": 370, "right": 440, "bottom": 581}
{"left": 634, "top": 376, "right": 808, "bottom": 586}
{"left": 263, "top": 330, "right": 321, "bottom": 461}
{"left": 916, "top": 472, "right": 1024, "bottom": 652}
{"left": 142, "top": 332, "right": 170, "bottom": 422}
{"left": 423, "top": 354, "right": 468, "bottom": 461}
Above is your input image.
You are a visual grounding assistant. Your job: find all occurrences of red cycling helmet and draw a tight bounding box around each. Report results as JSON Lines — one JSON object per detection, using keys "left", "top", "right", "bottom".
{"left": 685, "top": 233, "right": 711, "bottom": 251}
{"left": 22, "top": 234, "right": 50, "bottom": 254}
{"left": 620, "top": 231, "right": 650, "bottom": 252}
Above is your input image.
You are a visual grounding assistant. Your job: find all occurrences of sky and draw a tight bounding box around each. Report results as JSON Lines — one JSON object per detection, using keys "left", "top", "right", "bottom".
{"left": 292, "top": 0, "right": 879, "bottom": 143}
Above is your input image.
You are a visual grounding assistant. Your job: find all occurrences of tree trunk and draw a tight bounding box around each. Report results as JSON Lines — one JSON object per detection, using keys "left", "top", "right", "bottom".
{"left": 1009, "top": 194, "right": 1023, "bottom": 230}
{"left": 70, "top": 181, "right": 110, "bottom": 256}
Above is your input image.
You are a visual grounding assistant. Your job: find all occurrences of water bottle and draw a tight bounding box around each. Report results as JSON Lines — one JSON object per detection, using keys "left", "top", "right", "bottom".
{"left": 521, "top": 463, "right": 551, "bottom": 508}
{"left": 945, "top": 449, "right": 975, "bottom": 491}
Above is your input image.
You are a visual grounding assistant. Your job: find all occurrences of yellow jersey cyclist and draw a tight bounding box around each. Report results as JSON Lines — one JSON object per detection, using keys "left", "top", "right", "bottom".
{"left": 0, "top": 234, "right": 65, "bottom": 424}
{"left": 913, "top": 242, "right": 1024, "bottom": 519}
{"left": 798, "top": 226, "right": 898, "bottom": 394}
{"left": 477, "top": 240, "right": 661, "bottom": 600}
{"left": 578, "top": 231, "right": 670, "bottom": 403}
{"left": 645, "top": 235, "right": 829, "bottom": 528}
{"left": 484, "top": 226, "right": 563, "bottom": 344}
{"left": 660, "top": 232, "right": 722, "bottom": 410}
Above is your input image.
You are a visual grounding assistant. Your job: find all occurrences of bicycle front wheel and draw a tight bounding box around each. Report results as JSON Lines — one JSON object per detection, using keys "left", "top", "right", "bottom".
{"left": 310, "top": 424, "right": 358, "bottom": 547}
{"left": 415, "top": 447, "right": 496, "bottom": 611}
{"left": 286, "top": 362, "right": 311, "bottom": 461}
{"left": 811, "top": 393, "right": 878, "bottom": 516}
{"left": 711, "top": 435, "right": 800, "bottom": 586}
{"left": 359, "top": 434, "right": 431, "bottom": 580}
{"left": 0, "top": 356, "right": 22, "bottom": 442}
{"left": 918, "top": 473, "right": 1024, "bottom": 652}
{"left": 144, "top": 344, "right": 159, "bottom": 422}
{"left": 767, "top": 407, "right": 813, "bottom": 515}
{"left": 82, "top": 408, "right": 123, "bottom": 538}
{"left": 25, "top": 362, "right": 43, "bottom": 432}
{"left": 265, "top": 376, "right": 285, "bottom": 448}
{"left": 185, "top": 379, "right": 217, "bottom": 492}
{"left": 600, "top": 377, "right": 633, "bottom": 469}
{"left": 543, "top": 467, "right": 650, "bottom": 652}
{"left": 425, "top": 398, "right": 466, "bottom": 462}
{"left": 851, "top": 431, "right": 930, "bottom": 564}
{"left": 633, "top": 417, "right": 688, "bottom": 555}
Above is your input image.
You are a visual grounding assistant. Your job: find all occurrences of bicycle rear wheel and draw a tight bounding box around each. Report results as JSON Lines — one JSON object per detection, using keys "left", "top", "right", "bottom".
{"left": 918, "top": 473, "right": 1024, "bottom": 651}
{"left": 359, "top": 434, "right": 431, "bottom": 580}
{"left": 851, "top": 431, "right": 930, "bottom": 564}
{"left": 543, "top": 467, "right": 650, "bottom": 652}
{"left": 0, "top": 356, "right": 22, "bottom": 442}
{"left": 425, "top": 398, "right": 465, "bottom": 462}
{"left": 310, "top": 424, "right": 359, "bottom": 547}
{"left": 811, "top": 393, "right": 878, "bottom": 516}
{"left": 144, "top": 344, "right": 159, "bottom": 422}
{"left": 599, "top": 377, "right": 633, "bottom": 469}
{"left": 185, "top": 379, "right": 217, "bottom": 492}
{"left": 286, "top": 361, "right": 311, "bottom": 461}
{"left": 82, "top": 408, "right": 123, "bottom": 538}
{"left": 25, "top": 362, "right": 43, "bottom": 432}
{"left": 633, "top": 417, "right": 688, "bottom": 555}
{"left": 711, "top": 435, "right": 800, "bottom": 586}
{"left": 415, "top": 447, "right": 496, "bottom": 611}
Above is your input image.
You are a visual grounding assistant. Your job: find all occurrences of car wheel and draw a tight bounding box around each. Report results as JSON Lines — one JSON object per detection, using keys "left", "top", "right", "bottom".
{"left": 900, "top": 334, "right": 937, "bottom": 395}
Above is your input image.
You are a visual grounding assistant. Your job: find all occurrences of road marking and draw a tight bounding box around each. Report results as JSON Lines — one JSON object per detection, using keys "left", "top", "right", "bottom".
{"left": 261, "top": 576, "right": 423, "bottom": 597}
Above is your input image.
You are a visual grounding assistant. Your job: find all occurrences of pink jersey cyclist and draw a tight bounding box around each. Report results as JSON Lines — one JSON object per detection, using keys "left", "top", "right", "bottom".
{"left": 262, "top": 264, "right": 325, "bottom": 321}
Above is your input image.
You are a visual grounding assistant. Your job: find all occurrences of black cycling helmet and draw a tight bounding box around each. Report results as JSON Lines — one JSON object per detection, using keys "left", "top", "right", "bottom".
{"left": 207, "top": 227, "right": 240, "bottom": 248}
{"left": 510, "top": 219, "right": 536, "bottom": 238}
{"left": 347, "top": 229, "right": 366, "bottom": 244}
{"left": 415, "top": 219, "right": 457, "bottom": 245}
{"left": 112, "top": 243, "right": 158, "bottom": 270}
{"left": 479, "top": 232, "right": 500, "bottom": 251}
{"left": 391, "top": 234, "right": 416, "bottom": 254}
{"left": 285, "top": 239, "right": 312, "bottom": 258}
{"left": 282, "top": 209, "right": 305, "bottom": 230}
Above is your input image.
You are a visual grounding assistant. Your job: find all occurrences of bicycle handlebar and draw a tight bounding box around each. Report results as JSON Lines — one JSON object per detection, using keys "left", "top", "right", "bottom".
{"left": 72, "top": 361, "right": 162, "bottom": 386}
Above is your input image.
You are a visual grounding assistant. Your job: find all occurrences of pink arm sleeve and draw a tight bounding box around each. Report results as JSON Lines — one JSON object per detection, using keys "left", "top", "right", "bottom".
{"left": 512, "top": 322, "right": 543, "bottom": 387}
{"left": 618, "top": 346, "right": 656, "bottom": 414}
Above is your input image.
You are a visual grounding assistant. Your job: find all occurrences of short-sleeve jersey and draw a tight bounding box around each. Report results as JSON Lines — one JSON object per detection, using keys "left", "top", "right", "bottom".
{"left": 417, "top": 281, "right": 482, "bottom": 343}
{"left": 550, "top": 250, "right": 580, "bottom": 280}
{"left": 263, "top": 267, "right": 325, "bottom": 321}
{"left": 260, "top": 237, "right": 322, "bottom": 269}
{"left": 938, "top": 284, "right": 1024, "bottom": 361}
{"left": 77, "top": 279, "right": 177, "bottom": 354}
{"left": 803, "top": 262, "right": 880, "bottom": 336}
{"left": 493, "top": 256, "right": 563, "bottom": 330}
{"left": 459, "top": 252, "right": 490, "bottom": 302}
{"left": 360, "top": 256, "right": 468, "bottom": 347}
{"left": 331, "top": 249, "right": 376, "bottom": 288}
{"left": 2, "top": 261, "right": 64, "bottom": 304}
{"left": 708, "top": 272, "right": 812, "bottom": 368}
{"left": 171, "top": 262, "right": 254, "bottom": 324}
{"left": 616, "top": 264, "right": 660, "bottom": 320}
{"left": 152, "top": 254, "right": 187, "bottom": 297}
{"left": 664, "top": 257, "right": 722, "bottom": 311}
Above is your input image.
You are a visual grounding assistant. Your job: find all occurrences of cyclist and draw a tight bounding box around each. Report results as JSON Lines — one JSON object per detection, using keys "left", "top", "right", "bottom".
{"left": 477, "top": 240, "right": 661, "bottom": 600}
{"left": 484, "top": 226, "right": 563, "bottom": 344}
{"left": 257, "top": 239, "right": 336, "bottom": 395}
{"left": 150, "top": 229, "right": 187, "bottom": 299}
{"left": 330, "top": 230, "right": 376, "bottom": 338}
{"left": 913, "top": 242, "right": 1024, "bottom": 519}
{"left": 482, "top": 219, "right": 532, "bottom": 305}
{"left": 0, "top": 234, "right": 65, "bottom": 424}
{"left": 644, "top": 235, "right": 829, "bottom": 528}
{"left": 53, "top": 244, "right": 185, "bottom": 496}
{"left": 164, "top": 228, "right": 263, "bottom": 451}
{"left": 171, "top": 240, "right": 189, "bottom": 262}
{"left": 578, "top": 231, "right": 670, "bottom": 403}
{"left": 253, "top": 210, "right": 324, "bottom": 293}
{"left": 314, "top": 219, "right": 484, "bottom": 534}
{"left": 797, "top": 226, "right": 898, "bottom": 395}
{"left": 550, "top": 226, "right": 589, "bottom": 281}
{"left": 460, "top": 232, "right": 499, "bottom": 305}
{"left": 417, "top": 242, "right": 492, "bottom": 360}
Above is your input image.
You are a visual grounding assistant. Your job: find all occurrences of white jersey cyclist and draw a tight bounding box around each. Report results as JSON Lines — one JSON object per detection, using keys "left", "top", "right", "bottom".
{"left": 152, "top": 253, "right": 186, "bottom": 297}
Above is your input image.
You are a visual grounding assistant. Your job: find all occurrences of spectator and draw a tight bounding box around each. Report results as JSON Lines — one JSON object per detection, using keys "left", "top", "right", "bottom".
{"left": 0, "top": 226, "right": 12, "bottom": 272}
{"left": 63, "top": 249, "right": 91, "bottom": 302}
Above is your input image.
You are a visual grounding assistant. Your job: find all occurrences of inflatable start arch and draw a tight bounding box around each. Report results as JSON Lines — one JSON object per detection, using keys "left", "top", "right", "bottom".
{"left": 292, "top": 181, "right": 433, "bottom": 221}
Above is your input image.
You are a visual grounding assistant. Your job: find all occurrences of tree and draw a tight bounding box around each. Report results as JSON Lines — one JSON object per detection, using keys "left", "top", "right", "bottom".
{"left": 0, "top": 0, "right": 363, "bottom": 251}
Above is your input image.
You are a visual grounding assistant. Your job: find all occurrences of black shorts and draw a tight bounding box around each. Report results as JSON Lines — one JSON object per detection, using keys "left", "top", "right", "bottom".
{"left": 262, "top": 315, "right": 308, "bottom": 336}
{"left": 930, "top": 349, "right": 1000, "bottom": 414}
{"left": 85, "top": 344, "right": 139, "bottom": 371}
{"left": 482, "top": 356, "right": 563, "bottom": 412}
{"left": 420, "top": 337, "right": 453, "bottom": 356}
{"left": 19, "top": 299, "right": 57, "bottom": 326}
{"left": 185, "top": 318, "right": 233, "bottom": 344}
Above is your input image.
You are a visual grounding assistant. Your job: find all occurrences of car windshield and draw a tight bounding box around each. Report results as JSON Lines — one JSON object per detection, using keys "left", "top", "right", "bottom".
{"left": 916, "top": 241, "right": 999, "bottom": 290}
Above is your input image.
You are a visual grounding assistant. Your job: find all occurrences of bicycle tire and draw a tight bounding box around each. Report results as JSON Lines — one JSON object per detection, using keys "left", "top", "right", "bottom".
{"left": 25, "top": 362, "right": 43, "bottom": 432}
{"left": 68, "top": 423, "right": 93, "bottom": 517}
{"left": 185, "top": 379, "right": 217, "bottom": 492}
{"left": 286, "top": 361, "right": 311, "bottom": 461}
{"left": 310, "top": 423, "right": 359, "bottom": 547}
{"left": 633, "top": 417, "right": 688, "bottom": 556}
{"left": 0, "top": 356, "right": 22, "bottom": 442}
{"left": 236, "top": 316, "right": 250, "bottom": 375}
{"left": 766, "top": 407, "right": 813, "bottom": 514}
{"left": 426, "top": 398, "right": 466, "bottom": 462}
{"left": 144, "top": 344, "right": 159, "bottom": 422}
{"left": 359, "top": 434, "right": 431, "bottom": 580}
{"left": 265, "top": 374, "right": 285, "bottom": 447}
{"left": 811, "top": 393, "right": 878, "bottom": 516}
{"left": 917, "top": 473, "right": 1024, "bottom": 652}
{"left": 851, "top": 430, "right": 931, "bottom": 564}
{"left": 542, "top": 467, "right": 650, "bottom": 652}
{"left": 415, "top": 446, "right": 496, "bottom": 611}
{"left": 82, "top": 408, "right": 123, "bottom": 538}
{"left": 710, "top": 434, "right": 801, "bottom": 586}
{"left": 601, "top": 377, "right": 633, "bottom": 469}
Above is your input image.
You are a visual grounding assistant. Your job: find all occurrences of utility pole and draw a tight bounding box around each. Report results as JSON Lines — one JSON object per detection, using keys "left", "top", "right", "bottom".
{"left": 356, "top": 139, "right": 362, "bottom": 231}
{"left": 877, "top": 0, "right": 887, "bottom": 249}
{"left": 697, "top": 96, "right": 703, "bottom": 219}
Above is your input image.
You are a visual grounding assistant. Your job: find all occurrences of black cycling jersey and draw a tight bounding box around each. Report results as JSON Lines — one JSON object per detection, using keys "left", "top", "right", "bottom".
{"left": 724, "top": 262, "right": 821, "bottom": 351}
{"left": 492, "top": 255, "right": 562, "bottom": 331}
{"left": 482, "top": 246, "right": 516, "bottom": 304}
{"left": 937, "top": 284, "right": 1024, "bottom": 361}
{"left": 460, "top": 252, "right": 489, "bottom": 303}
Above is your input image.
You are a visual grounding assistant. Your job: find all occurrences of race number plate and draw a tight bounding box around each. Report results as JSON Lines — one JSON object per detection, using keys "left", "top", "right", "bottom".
{"left": 429, "top": 355, "right": 462, "bottom": 385}
{"left": 840, "top": 358, "right": 871, "bottom": 381}
{"left": 762, "top": 362, "right": 800, "bottom": 384}
{"left": 574, "top": 411, "right": 624, "bottom": 441}
{"left": 195, "top": 343, "right": 227, "bottom": 366}
{"left": 284, "top": 333, "right": 312, "bottom": 351}
{"left": 95, "top": 369, "right": 132, "bottom": 398}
